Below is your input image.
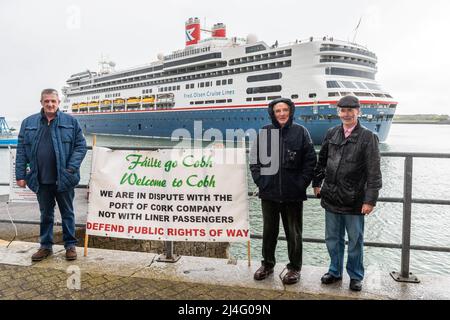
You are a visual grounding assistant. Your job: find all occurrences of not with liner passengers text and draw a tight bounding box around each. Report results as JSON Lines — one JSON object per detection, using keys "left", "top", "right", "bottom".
{"left": 97, "top": 212, "right": 234, "bottom": 223}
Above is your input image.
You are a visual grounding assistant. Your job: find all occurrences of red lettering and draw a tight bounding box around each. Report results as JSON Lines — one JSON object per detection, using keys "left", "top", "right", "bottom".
{"left": 87, "top": 222, "right": 124, "bottom": 233}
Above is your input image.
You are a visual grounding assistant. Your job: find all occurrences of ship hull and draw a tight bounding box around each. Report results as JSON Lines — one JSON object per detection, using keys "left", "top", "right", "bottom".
{"left": 73, "top": 104, "right": 395, "bottom": 144}
{"left": 0, "top": 138, "right": 18, "bottom": 145}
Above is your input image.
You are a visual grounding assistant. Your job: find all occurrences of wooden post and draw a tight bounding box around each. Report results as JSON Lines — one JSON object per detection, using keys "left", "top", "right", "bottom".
{"left": 84, "top": 135, "right": 96, "bottom": 257}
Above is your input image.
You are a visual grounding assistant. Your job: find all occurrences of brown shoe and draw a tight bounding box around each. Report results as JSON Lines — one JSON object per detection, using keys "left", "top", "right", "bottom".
{"left": 31, "top": 248, "right": 52, "bottom": 262}
{"left": 254, "top": 265, "right": 274, "bottom": 281}
{"left": 66, "top": 247, "right": 77, "bottom": 261}
{"left": 282, "top": 269, "right": 300, "bottom": 285}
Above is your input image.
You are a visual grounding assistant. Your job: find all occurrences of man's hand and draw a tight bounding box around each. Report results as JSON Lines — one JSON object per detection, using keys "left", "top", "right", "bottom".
{"left": 314, "top": 187, "right": 321, "bottom": 198}
{"left": 361, "top": 204, "right": 374, "bottom": 215}
{"left": 16, "top": 180, "right": 26, "bottom": 188}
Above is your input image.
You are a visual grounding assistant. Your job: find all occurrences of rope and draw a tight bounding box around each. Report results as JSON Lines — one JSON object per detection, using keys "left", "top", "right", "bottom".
{"left": 5, "top": 202, "right": 18, "bottom": 248}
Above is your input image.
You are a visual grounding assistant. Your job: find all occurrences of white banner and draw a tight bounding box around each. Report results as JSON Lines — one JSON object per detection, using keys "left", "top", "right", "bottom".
{"left": 87, "top": 147, "right": 250, "bottom": 242}
{"left": 9, "top": 148, "right": 36, "bottom": 203}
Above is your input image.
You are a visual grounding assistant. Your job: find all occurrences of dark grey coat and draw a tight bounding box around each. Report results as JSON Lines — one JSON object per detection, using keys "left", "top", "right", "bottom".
{"left": 312, "top": 121, "right": 382, "bottom": 214}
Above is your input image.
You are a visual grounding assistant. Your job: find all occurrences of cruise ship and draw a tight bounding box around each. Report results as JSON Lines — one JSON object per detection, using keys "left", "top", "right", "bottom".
{"left": 61, "top": 18, "right": 397, "bottom": 144}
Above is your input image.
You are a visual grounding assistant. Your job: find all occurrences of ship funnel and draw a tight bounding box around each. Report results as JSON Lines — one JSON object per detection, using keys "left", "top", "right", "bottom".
{"left": 185, "top": 17, "right": 201, "bottom": 46}
{"left": 212, "top": 23, "right": 226, "bottom": 38}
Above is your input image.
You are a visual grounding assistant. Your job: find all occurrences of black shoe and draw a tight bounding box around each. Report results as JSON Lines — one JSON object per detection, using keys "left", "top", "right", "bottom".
{"left": 254, "top": 265, "right": 274, "bottom": 281}
{"left": 349, "top": 279, "right": 362, "bottom": 291}
{"left": 321, "top": 273, "right": 342, "bottom": 284}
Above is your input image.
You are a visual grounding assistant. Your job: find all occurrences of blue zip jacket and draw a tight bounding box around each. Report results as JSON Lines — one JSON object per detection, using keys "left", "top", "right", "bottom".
{"left": 15, "top": 109, "right": 87, "bottom": 193}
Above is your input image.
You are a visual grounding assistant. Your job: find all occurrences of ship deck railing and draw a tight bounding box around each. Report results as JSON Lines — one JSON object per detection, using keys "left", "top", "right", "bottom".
{"left": 1, "top": 144, "right": 449, "bottom": 283}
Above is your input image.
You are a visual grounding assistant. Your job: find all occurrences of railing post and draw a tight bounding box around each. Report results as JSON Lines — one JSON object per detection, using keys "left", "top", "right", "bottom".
{"left": 156, "top": 241, "right": 180, "bottom": 263}
{"left": 390, "top": 156, "right": 420, "bottom": 283}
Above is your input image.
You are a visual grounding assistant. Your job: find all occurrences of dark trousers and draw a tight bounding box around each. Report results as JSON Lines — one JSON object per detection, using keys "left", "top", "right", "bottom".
{"left": 261, "top": 200, "right": 303, "bottom": 271}
{"left": 36, "top": 184, "right": 77, "bottom": 250}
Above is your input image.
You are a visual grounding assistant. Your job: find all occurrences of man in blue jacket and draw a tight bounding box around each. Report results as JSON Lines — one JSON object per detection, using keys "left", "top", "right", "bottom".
{"left": 16, "top": 89, "right": 87, "bottom": 261}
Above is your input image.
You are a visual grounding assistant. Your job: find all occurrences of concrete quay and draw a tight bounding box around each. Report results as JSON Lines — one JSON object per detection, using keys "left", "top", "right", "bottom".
{"left": 1, "top": 240, "right": 450, "bottom": 300}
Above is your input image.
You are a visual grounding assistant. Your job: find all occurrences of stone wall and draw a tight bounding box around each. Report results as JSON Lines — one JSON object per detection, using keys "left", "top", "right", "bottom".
{"left": 75, "top": 228, "right": 230, "bottom": 259}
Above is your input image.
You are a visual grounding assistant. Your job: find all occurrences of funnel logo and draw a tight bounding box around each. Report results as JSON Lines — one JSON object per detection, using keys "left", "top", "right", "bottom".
{"left": 185, "top": 24, "right": 200, "bottom": 46}
{"left": 185, "top": 27, "right": 196, "bottom": 42}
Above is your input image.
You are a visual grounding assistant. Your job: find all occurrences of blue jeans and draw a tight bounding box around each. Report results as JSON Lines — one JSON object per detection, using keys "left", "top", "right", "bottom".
{"left": 36, "top": 184, "right": 77, "bottom": 250}
{"left": 325, "top": 211, "right": 365, "bottom": 281}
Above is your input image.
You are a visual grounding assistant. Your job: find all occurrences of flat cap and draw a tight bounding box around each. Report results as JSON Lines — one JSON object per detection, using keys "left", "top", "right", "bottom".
{"left": 337, "top": 95, "right": 360, "bottom": 108}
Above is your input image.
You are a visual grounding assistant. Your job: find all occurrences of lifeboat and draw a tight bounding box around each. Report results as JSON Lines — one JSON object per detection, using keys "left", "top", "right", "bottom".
{"left": 78, "top": 102, "right": 88, "bottom": 112}
{"left": 101, "top": 99, "right": 112, "bottom": 106}
{"left": 113, "top": 98, "right": 125, "bottom": 106}
{"left": 88, "top": 101, "right": 99, "bottom": 112}
{"left": 113, "top": 99, "right": 125, "bottom": 111}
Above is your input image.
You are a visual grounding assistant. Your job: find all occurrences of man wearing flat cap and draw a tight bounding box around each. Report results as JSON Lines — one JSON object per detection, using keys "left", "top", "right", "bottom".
{"left": 312, "top": 95, "right": 382, "bottom": 291}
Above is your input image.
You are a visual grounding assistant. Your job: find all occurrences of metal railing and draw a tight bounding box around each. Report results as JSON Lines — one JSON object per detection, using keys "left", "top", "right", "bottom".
{"left": 1, "top": 145, "right": 449, "bottom": 282}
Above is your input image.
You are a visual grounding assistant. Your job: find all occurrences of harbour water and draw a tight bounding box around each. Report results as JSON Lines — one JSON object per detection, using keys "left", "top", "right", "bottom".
{"left": 1, "top": 123, "right": 450, "bottom": 275}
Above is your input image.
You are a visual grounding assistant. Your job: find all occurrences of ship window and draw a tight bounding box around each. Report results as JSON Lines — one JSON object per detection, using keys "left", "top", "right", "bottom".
{"left": 163, "top": 52, "right": 221, "bottom": 68}
{"left": 138, "top": 124, "right": 142, "bottom": 130}
{"left": 190, "top": 84, "right": 194, "bottom": 89}
{"left": 200, "top": 82, "right": 204, "bottom": 88}
{"left": 222, "top": 80, "right": 227, "bottom": 85}
{"left": 195, "top": 101, "right": 204, "bottom": 105}
{"left": 247, "top": 72, "right": 282, "bottom": 82}
{"left": 246, "top": 44, "right": 266, "bottom": 54}
{"left": 227, "top": 99, "right": 232, "bottom": 103}
{"left": 340, "top": 81, "right": 357, "bottom": 89}
{"left": 228, "top": 79, "right": 233, "bottom": 84}
{"left": 205, "top": 100, "right": 215, "bottom": 104}
{"left": 355, "top": 82, "right": 367, "bottom": 89}
{"left": 326, "top": 67, "right": 375, "bottom": 80}
{"left": 328, "top": 92, "right": 340, "bottom": 97}
{"left": 309, "top": 93, "right": 317, "bottom": 98}
{"left": 385, "top": 94, "right": 393, "bottom": 98}
{"left": 247, "top": 85, "right": 282, "bottom": 94}
{"left": 190, "top": 101, "right": 194, "bottom": 105}
{"left": 268, "top": 96, "right": 282, "bottom": 100}
{"left": 216, "top": 99, "right": 226, "bottom": 103}
{"left": 326, "top": 81, "right": 340, "bottom": 88}
{"left": 186, "top": 84, "right": 189, "bottom": 89}
{"left": 216, "top": 80, "right": 221, "bottom": 86}
{"left": 206, "top": 82, "right": 210, "bottom": 87}
{"left": 364, "top": 82, "right": 381, "bottom": 90}
{"left": 253, "top": 97, "right": 266, "bottom": 101}
{"left": 291, "top": 94, "right": 299, "bottom": 99}
{"left": 246, "top": 98, "right": 252, "bottom": 102}
{"left": 354, "top": 92, "right": 372, "bottom": 97}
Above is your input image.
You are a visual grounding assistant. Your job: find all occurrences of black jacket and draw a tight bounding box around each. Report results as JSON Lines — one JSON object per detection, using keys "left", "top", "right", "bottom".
{"left": 312, "top": 121, "right": 382, "bottom": 214}
{"left": 250, "top": 98, "right": 317, "bottom": 202}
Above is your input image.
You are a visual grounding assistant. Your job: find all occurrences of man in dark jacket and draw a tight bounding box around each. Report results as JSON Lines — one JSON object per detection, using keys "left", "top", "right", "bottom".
{"left": 250, "top": 98, "right": 317, "bottom": 285}
{"left": 312, "top": 95, "right": 382, "bottom": 291}
{"left": 16, "top": 89, "right": 87, "bottom": 262}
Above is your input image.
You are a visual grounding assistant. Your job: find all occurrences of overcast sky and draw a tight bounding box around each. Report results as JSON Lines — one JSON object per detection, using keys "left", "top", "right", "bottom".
{"left": 1, "top": 0, "right": 449, "bottom": 121}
